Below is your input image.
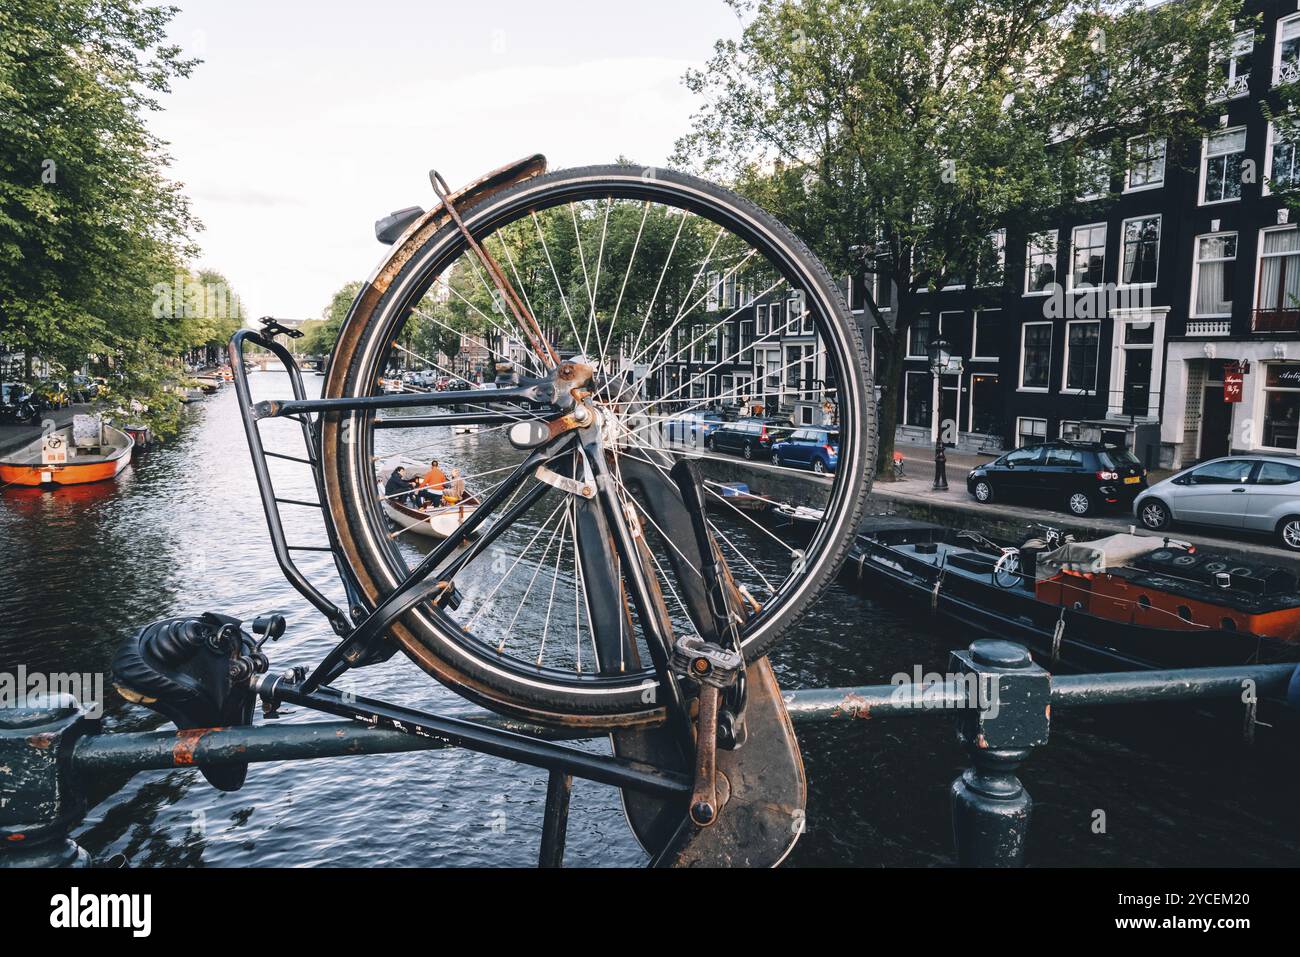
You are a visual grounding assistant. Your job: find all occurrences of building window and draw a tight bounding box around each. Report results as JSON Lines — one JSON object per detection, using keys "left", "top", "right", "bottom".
{"left": 689, "top": 327, "right": 703, "bottom": 363}
{"left": 1258, "top": 227, "right": 1300, "bottom": 315}
{"left": 1069, "top": 223, "right": 1106, "bottom": 289}
{"left": 1263, "top": 364, "right": 1300, "bottom": 451}
{"left": 937, "top": 311, "right": 968, "bottom": 357}
{"left": 1275, "top": 14, "right": 1300, "bottom": 86}
{"left": 739, "top": 319, "right": 754, "bottom": 361}
{"left": 755, "top": 303, "right": 768, "bottom": 336}
{"left": 706, "top": 272, "right": 721, "bottom": 312}
{"left": 972, "top": 310, "right": 1000, "bottom": 360}
{"left": 1019, "top": 322, "right": 1052, "bottom": 391}
{"left": 1201, "top": 127, "right": 1246, "bottom": 204}
{"left": 769, "top": 300, "right": 786, "bottom": 335}
{"left": 1266, "top": 122, "right": 1300, "bottom": 194}
{"left": 1017, "top": 417, "right": 1047, "bottom": 448}
{"left": 1024, "top": 231, "right": 1057, "bottom": 294}
{"left": 1063, "top": 321, "right": 1100, "bottom": 393}
{"left": 969, "top": 374, "right": 1000, "bottom": 434}
{"left": 1121, "top": 215, "right": 1161, "bottom": 286}
{"left": 1211, "top": 30, "right": 1253, "bottom": 101}
{"left": 1191, "top": 233, "right": 1237, "bottom": 317}
{"left": 1125, "top": 136, "right": 1166, "bottom": 191}
{"left": 908, "top": 314, "right": 933, "bottom": 358}
{"left": 1076, "top": 146, "right": 1110, "bottom": 200}
{"left": 977, "top": 228, "right": 1006, "bottom": 287}
{"left": 904, "top": 371, "right": 931, "bottom": 427}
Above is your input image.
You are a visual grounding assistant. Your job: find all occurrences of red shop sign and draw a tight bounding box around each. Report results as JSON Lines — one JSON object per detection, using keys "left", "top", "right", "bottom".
{"left": 1224, "top": 371, "right": 1244, "bottom": 403}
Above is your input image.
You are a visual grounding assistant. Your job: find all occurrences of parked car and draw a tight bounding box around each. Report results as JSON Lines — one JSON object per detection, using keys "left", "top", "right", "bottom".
{"left": 705, "top": 417, "right": 793, "bottom": 460}
{"left": 1133, "top": 455, "right": 1300, "bottom": 551}
{"left": 966, "top": 440, "right": 1147, "bottom": 516}
{"left": 771, "top": 428, "right": 839, "bottom": 474}
{"left": 662, "top": 411, "right": 728, "bottom": 448}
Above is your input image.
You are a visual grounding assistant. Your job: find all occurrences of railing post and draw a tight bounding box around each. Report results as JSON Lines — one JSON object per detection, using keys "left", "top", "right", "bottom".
{"left": 0, "top": 695, "right": 93, "bottom": 868}
{"left": 949, "top": 640, "right": 1050, "bottom": 867}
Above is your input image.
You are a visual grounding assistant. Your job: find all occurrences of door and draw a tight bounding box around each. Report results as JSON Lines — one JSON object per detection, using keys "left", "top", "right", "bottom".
{"left": 997, "top": 445, "right": 1045, "bottom": 499}
{"left": 1199, "top": 387, "right": 1231, "bottom": 460}
{"left": 940, "top": 381, "right": 959, "bottom": 447}
{"left": 1040, "top": 445, "right": 1084, "bottom": 502}
{"left": 1244, "top": 459, "right": 1300, "bottom": 532}
{"left": 1122, "top": 350, "right": 1152, "bottom": 416}
{"left": 1170, "top": 458, "right": 1258, "bottom": 527}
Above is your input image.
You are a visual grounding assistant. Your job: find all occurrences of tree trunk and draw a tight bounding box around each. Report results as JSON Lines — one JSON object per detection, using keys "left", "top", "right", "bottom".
{"left": 872, "top": 298, "right": 917, "bottom": 480}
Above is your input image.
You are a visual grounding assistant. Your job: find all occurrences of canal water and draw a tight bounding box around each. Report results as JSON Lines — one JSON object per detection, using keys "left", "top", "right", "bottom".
{"left": 1, "top": 371, "right": 1296, "bottom": 866}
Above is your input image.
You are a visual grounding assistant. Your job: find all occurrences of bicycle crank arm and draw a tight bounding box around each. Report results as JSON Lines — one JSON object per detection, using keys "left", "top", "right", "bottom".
{"left": 690, "top": 684, "right": 720, "bottom": 826}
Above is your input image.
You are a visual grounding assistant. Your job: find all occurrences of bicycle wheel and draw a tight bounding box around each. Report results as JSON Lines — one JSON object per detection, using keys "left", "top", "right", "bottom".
{"left": 320, "top": 164, "right": 874, "bottom": 726}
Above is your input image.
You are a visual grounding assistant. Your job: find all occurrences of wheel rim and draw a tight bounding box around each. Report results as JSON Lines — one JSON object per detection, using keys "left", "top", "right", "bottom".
{"left": 975, "top": 482, "right": 989, "bottom": 501}
{"left": 814, "top": 460, "right": 824, "bottom": 474}
{"left": 1283, "top": 520, "right": 1300, "bottom": 549}
{"left": 1069, "top": 493, "right": 1089, "bottom": 513}
{"left": 320, "top": 167, "right": 872, "bottom": 716}
{"left": 1142, "top": 503, "right": 1165, "bottom": 527}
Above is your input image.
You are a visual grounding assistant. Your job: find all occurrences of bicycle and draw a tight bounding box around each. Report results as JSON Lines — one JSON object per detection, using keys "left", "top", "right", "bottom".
{"left": 115, "top": 156, "right": 875, "bottom": 865}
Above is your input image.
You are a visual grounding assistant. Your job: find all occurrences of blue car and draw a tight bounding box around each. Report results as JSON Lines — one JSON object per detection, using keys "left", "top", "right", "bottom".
{"left": 663, "top": 411, "right": 728, "bottom": 449}
{"left": 771, "top": 428, "right": 839, "bottom": 474}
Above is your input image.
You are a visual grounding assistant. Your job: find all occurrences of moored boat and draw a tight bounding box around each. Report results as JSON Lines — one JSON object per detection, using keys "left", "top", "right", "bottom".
{"left": 846, "top": 518, "right": 1300, "bottom": 672}
{"left": 0, "top": 416, "right": 133, "bottom": 486}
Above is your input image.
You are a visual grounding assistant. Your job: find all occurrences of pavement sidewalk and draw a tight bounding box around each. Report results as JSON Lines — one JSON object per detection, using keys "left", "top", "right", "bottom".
{"left": 0, "top": 405, "right": 86, "bottom": 458}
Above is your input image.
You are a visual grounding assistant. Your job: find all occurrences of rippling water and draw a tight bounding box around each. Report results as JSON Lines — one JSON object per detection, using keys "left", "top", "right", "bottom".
{"left": 1, "top": 371, "right": 1295, "bottom": 867}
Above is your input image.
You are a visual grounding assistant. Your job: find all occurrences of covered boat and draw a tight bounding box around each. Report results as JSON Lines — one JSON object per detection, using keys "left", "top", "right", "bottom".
{"left": 0, "top": 415, "right": 133, "bottom": 486}
{"left": 846, "top": 518, "right": 1300, "bottom": 671}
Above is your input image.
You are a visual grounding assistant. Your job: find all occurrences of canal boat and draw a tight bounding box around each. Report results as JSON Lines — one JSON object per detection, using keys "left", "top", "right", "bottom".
{"left": 0, "top": 417, "right": 133, "bottom": 486}
{"left": 846, "top": 518, "right": 1300, "bottom": 671}
{"left": 706, "top": 482, "right": 772, "bottom": 515}
{"left": 381, "top": 493, "right": 480, "bottom": 539}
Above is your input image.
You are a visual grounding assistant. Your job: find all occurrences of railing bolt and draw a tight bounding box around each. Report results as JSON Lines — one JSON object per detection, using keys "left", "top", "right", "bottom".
{"left": 949, "top": 639, "right": 1050, "bottom": 867}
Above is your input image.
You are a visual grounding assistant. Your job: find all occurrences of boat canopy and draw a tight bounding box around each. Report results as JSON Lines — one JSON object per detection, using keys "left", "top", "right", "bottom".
{"left": 1036, "top": 533, "right": 1166, "bottom": 579}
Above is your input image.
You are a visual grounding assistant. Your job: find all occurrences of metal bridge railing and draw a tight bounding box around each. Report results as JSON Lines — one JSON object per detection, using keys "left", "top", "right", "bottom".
{"left": 1, "top": 639, "right": 1295, "bottom": 868}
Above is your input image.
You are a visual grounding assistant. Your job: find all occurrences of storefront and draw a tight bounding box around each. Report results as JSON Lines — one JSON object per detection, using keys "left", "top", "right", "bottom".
{"left": 1162, "top": 339, "right": 1299, "bottom": 467}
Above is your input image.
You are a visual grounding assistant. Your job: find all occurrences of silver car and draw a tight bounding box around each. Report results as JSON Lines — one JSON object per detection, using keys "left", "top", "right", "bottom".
{"left": 1133, "top": 455, "right": 1300, "bottom": 551}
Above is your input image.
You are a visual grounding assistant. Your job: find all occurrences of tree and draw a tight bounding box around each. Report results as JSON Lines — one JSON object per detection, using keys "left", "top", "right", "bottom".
{"left": 304, "top": 280, "right": 363, "bottom": 358}
{"left": 675, "top": 0, "right": 1237, "bottom": 476}
{"left": 0, "top": 0, "right": 202, "bottom": 435}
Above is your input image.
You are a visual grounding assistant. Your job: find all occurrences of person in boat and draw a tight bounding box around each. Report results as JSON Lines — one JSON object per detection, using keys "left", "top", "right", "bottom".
{"left": 414, "top": 459, "right": 449, "bottom": 508}
{"left": 384, "top": 466, "right": 417, "bottom": 505}
{"left": 444, "top": 468, "right": 465, "bottom": 506}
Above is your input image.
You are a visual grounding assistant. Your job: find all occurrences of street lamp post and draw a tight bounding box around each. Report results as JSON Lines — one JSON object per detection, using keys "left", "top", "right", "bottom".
{"left": 928, "top": 338, "right": 951, "bottom": 491}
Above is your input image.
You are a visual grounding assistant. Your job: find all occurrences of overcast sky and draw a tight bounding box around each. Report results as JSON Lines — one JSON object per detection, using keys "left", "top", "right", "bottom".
{"left": 150, "top": 0, "right": 744, "bottom": 321}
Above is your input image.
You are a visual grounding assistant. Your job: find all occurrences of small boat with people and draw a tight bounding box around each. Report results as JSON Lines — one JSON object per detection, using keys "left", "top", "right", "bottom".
{"left": 846, "top": 517, "right": 1300, "bottom": 671}
{"left": 0, "top": 414, "right": 134, "bottom": 486}
{"left": 377, "top": 461, "right": 478, "bottom": 540}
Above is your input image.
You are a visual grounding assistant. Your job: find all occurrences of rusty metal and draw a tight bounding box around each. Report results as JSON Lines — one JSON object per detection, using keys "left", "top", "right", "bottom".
{"left": 431, "top": 168, "right": 558, "bottom": 367}
{"left": 688, "top": 685, "right": 719, "bottom": 827}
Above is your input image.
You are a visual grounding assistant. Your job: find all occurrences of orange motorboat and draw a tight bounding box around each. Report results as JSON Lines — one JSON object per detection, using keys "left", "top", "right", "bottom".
{"left": 0, "top": 417, "right": 133, "bottom": 486}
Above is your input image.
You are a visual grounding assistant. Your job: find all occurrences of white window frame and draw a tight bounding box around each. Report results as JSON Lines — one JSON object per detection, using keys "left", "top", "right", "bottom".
{"left": 907, "top": 315, "right": 934, "bottom": 360}
{"left": 755, "top": 303, "right": 768, "bottom": 336}
{"left": 1190, "top": 231, "right": 1238, "bottom": 319}
{"left": 977, "top": 229, "right": 1006, "bottom": 288}
{"left": 1199, "top": 126, "right": 1247, "bottom": 206}
{"left": 938, "top": 311, "right": 967, "bottom": 355}
{"left": 967, "top": 372, "right": 999, "bottom": 433}
{"left": 1253, "top": 224, "right": 1300, "bottom": 314}
{"left": 1254, "top": 362, "right": 1300, "bottom": 452}
{"left": 1105, "top": 307, "right": 1169, "bottom": 420}
{"left": 706, "top": 272, "right": 721, "bottom": 312}
{"left": 1273, "top": 13, "right": 1300, "bottom": 87}
{"left": 903, "top": 370, "right": 932, "bottom": 428}
{"left": 1264, "top": 121, "right": 1300, "bottom": 196}
{"left": 1076, "top": 146, "right": 1110, "bottom": 201}
{"left": 971, "top": 310, "right": 1000, "bottom": 361}
{"left": 1125, "top": 135, "right": 1166, "bottom": 192}
{"left": 1018, "top": 321, "right": 1053, "bottom": 393}
{"left": 1017, "top": 417, "right": 1048, "bottom": 448}
{"left": 1061, "top": 319, "right": 1101, "bottom": 395}
{"left": 1068, "top": 222, "right": 1107, "bottom": 291}
{"left": 1210, "top": 30, "right": 1253, "bottom": 101}
{"left": 1024, "top": 231, "right": 1058, "bottom": 296}
{"left": 1119, "top": 214, "right": 1162, "bottom": 288}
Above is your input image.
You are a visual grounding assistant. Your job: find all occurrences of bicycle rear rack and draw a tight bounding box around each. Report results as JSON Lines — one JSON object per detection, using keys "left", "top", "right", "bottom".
{"left": 228, "top": 326, "right": 366, "bottom": 639}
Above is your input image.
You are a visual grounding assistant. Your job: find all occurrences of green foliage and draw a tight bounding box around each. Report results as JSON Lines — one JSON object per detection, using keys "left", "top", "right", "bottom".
{"left": 304, "top": 280, "right": 363, "bottom": 357}
{"left": 675, "top": 0, "right": 1239, "bottom": 473}
{"left": 0, "top": 0, "right": 214, "bottom": 439}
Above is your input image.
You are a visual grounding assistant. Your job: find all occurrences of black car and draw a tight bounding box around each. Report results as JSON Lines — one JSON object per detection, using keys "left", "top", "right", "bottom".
{"left": 705, "top": 417, "right": 793, "bottom": 460}
{"left": 966, "top": 440, "right": 1148, "bottom": 516}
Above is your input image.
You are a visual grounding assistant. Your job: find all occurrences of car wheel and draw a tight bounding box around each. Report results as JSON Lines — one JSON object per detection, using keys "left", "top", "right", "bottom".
{"left": 1278, "top": 516, "right": 1300, "bottom": 552}
{"left": 1066, "top": 490, "right": 1094, "bottom": 517}
{"left": 771, "top": 452, "right": 781, "bottom": 466}
{"left": 1139, "top": 499, "right": 1171, "bottom": 531}
{"left": 742, "top": 443, "right": 753, "bottom": 460}
{"left": 972, "top": 480, "right": 993, "bottom": 503}
{"left": 813, "top": 458, "right": 826, "bottom": 475}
